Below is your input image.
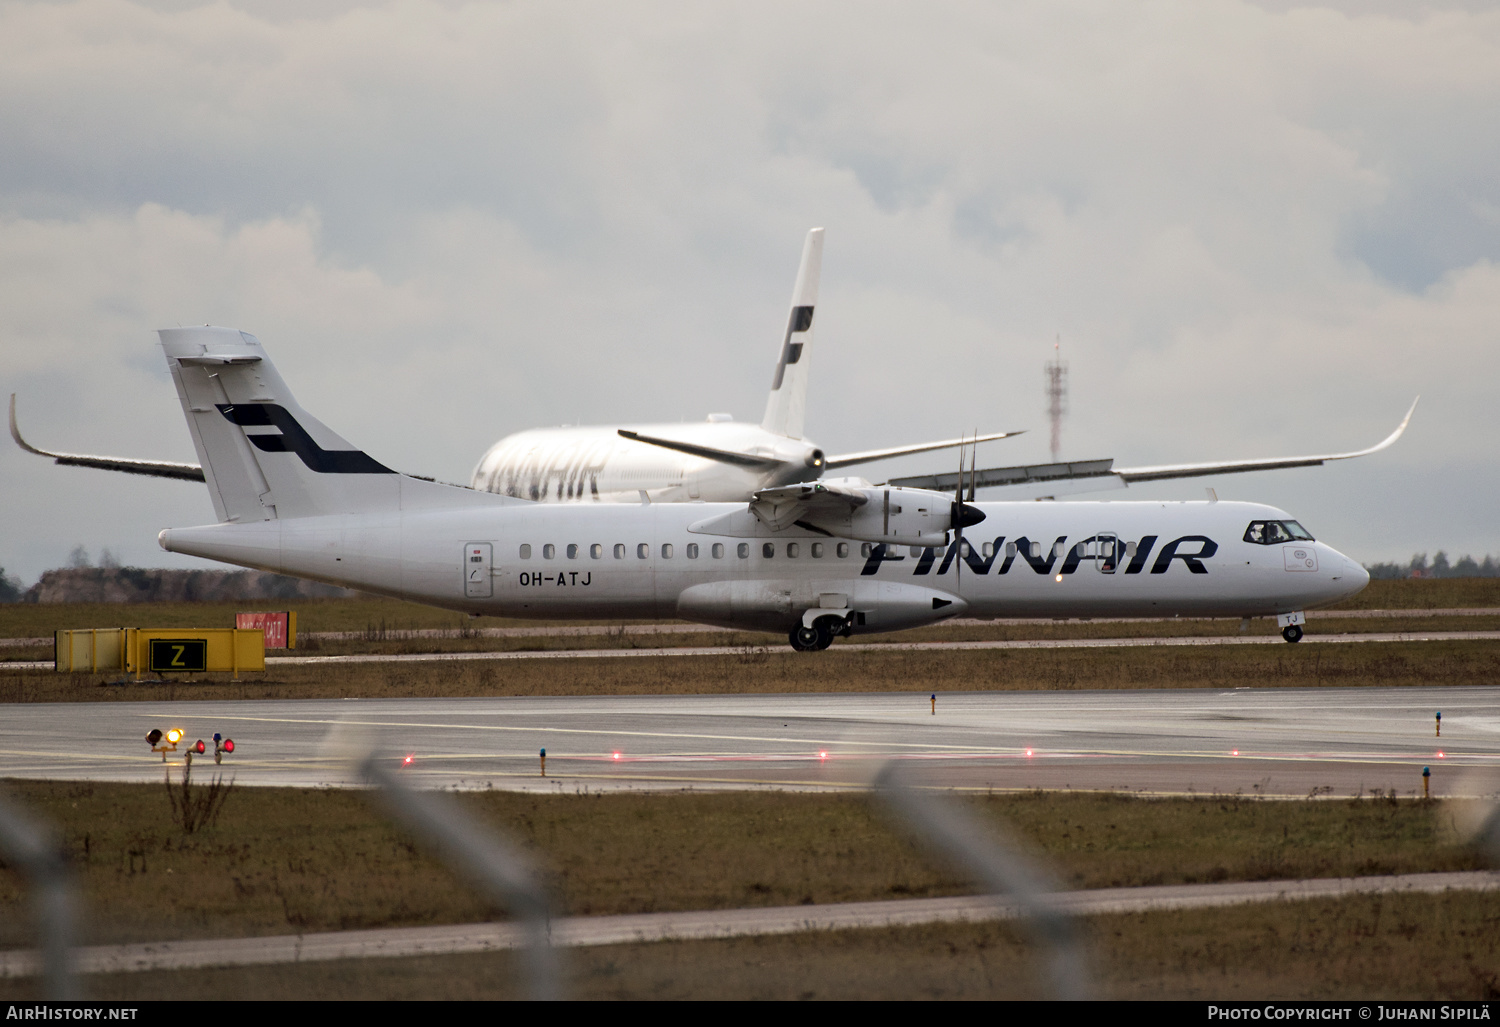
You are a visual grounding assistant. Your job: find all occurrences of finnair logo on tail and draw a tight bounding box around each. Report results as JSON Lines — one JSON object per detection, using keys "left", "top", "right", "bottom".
{"left": 216, "top": 404, "right": 394, "bottom": 474}
{"left": 770, "top": 305, "right": 814, "bottom": 390}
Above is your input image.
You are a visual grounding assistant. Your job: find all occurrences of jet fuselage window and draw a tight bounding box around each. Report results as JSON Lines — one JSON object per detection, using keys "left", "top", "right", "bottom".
{"left": 686, "top": 543, "right": 699, "bottom": 559}
{"left": 661, "top": 544, "right": 673, "bottom": 559}
{"left": 590, "top": 544, "right": 603, "bottom": 559}
{"left": 543, "top": 544, "right": 555, "bottom": 559}
{"left": 738, "top": 543, "right": 750, "bottom": 559}
{"left": 637, "top": 543, "right": 649, "bottom": 559}
{"left": 861, "top": 543, "right": 872, "bottom": 558}
{"left": 837, "top": 543, "right": 849, "bottom": 558}
{"left": 567, "top": 544, "right": 579, "bottom": 559}
{"left": 519, "top": 544, "right": 531, "bottom": 559}
{"left": 712, "top": 543, "right": 725, "bottom": 559}
{"left": 614, "top": 544, "right": 626, "bottom": 559}
{"left": 763, "top": 542, "right": 775, "bottom": 558}
{"left": 787, "top": 543, "right": 800, "bottom": 558}
{"left": 811, "top": 542, "right": 824, "bottom": 558}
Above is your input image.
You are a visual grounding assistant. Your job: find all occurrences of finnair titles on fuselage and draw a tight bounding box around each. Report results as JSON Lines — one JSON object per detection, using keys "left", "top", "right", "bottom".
{"left": 151, "top": 325, "right": 1370, "bottom": 651}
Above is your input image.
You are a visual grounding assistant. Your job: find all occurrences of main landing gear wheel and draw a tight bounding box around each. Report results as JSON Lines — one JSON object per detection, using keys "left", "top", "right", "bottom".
{"left": 1282, "top": 624, "right": 1304, "bottom": 643}
{"left": 789, "top": 619, "right": 836, "bottom": 652}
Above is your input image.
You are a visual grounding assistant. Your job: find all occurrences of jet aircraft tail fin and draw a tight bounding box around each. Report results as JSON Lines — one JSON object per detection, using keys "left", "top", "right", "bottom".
{"left": 159, "top": 326, "right": 405, "bottom": 522}
{"left": 760, "top": 228, "right": 823, "bottom": 440}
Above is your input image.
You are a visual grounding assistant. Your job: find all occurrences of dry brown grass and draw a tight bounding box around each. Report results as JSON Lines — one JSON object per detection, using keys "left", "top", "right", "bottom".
{"left": 0, "top": 782, "right": 1485, "bottom": 954}
{"left": 8, "top": 891, "right": 1497, "bottom": 1000}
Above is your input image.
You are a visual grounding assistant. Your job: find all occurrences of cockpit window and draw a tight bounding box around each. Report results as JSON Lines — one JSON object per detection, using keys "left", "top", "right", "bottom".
{"left": 1244, "top": 520, "right": 1315, "bottom": 545}
{"left": 1282, "top": 520, "right": 1314, "bottom": 540}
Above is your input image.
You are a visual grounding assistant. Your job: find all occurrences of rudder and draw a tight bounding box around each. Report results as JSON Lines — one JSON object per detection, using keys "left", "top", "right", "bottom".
{"left": 160, "top": 326, "right": 401, "bottom": 522}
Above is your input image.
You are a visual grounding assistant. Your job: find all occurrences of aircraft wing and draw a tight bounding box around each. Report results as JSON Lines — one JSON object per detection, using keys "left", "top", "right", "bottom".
{"left": 823, "top": 429, "right": 1024, "bottom": 469}
{"left": 749, "top": 480, "right": 869, "bottom": 531}
{"left": 889, "top": 399, "right": 1417, "bottom": 495}
{"left": 9, "top": 394, "right": 205, "bottom": 482}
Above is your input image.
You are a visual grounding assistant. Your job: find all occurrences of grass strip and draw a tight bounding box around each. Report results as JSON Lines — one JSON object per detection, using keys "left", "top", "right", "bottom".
{"left": 0, "top": 782, "right": 1486, "bottom": 952}
{"left": 3, "top": 638, "right": 1498, "bottom": 702}
{"left": 5, "top": 891, "right": 1497, "bottom": 1000}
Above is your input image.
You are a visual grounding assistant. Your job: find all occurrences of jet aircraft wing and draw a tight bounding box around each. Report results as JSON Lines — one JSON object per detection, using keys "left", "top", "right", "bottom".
{"left": 9, "top": 394, "right": 205, "bottom": 482}
{"left": 889, "top": 399, "right": 1417, "bottom": 496}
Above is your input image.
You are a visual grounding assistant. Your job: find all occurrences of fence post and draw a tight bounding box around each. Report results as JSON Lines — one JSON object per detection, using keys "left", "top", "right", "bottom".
{"left": 0, "top": 792, "right": 78, "bottom": 998}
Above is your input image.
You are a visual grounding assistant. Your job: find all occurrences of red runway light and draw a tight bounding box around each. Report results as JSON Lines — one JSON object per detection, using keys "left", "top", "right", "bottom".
{"left": 1438, "top": 752, "right": 1446, "bottom": 758}
{"left": 1232, "top": 750, "right": 1240, "bottom": 756}
{"left": 1025, "top": 749, "right": 1034, "bottom": 757}
{"left": 819, "top": 751, "right": 828, "bottom": 760}
{"left": 402, "top": 754, "right": 415, "bottom": 767}
{"left": 612, "top": 752, "right": 621, "bottom": 760}
{"left": 223, "top": 739, "right": 234, "bottom": 753}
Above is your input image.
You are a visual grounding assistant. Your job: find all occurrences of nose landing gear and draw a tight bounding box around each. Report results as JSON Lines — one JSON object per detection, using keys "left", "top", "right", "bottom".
{"left": 1276, "top": 610, "right": 1306, "bottom": 643}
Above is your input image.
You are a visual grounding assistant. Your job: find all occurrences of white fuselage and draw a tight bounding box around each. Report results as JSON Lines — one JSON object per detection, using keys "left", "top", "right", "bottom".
{"left": 160, "top": 494, "right": 1368, "bottom": 636}
{"left": 470, "top": 422, "right": 824, "bottom": 503}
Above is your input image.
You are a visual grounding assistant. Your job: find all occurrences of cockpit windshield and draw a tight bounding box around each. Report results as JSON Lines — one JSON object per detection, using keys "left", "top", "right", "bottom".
{"left": 1243, "top": 520, "right": 1315, "bottom": 545}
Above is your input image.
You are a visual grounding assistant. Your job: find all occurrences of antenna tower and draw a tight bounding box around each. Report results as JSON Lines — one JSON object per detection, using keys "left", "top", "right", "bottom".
{"left": 1044, "top": 335, "right": 1068, "bottom": 463}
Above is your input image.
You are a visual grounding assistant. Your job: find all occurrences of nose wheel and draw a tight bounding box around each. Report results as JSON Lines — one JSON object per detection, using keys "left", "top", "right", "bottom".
{"left": 1281, "top": 624, "right": 1304, "bottom": 643}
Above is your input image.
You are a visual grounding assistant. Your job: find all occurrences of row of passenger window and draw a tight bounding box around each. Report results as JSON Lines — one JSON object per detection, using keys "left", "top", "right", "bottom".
{"left": 518, "top": 542, "right": 858, "bottom": 560}
{"left": 514, "top": 540, "right": 1097, "bottom": 562}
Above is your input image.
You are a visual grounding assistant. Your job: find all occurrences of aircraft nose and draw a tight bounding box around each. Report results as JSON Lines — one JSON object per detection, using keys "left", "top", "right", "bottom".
{"left": 1324, "top": 545, "right": 1369, "bottom": 597}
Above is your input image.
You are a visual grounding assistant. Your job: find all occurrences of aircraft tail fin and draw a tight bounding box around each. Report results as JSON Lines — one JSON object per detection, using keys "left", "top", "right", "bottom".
{"left": 160, "top": 326, "right": 402, "bottom": 522}
{"left": 760, "top": 228, "right": 823, "bottom": 440}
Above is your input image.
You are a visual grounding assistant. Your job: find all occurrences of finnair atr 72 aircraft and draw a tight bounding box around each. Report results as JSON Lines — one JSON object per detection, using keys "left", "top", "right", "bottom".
{"left": 148, "top": 326, "right": 1372, "bottom": 651}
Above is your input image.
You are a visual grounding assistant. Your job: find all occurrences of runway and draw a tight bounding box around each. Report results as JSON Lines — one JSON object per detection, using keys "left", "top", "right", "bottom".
{"left": 0, "top": 686, "right": 1496, "bottom": 798}
{"left": 6, "top": 627, "right": 1499, "bottom": 673}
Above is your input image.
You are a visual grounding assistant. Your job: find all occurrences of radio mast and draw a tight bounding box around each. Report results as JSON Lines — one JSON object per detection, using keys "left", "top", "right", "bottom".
{"left": 1044, "top": 335, "right": 1068, "bottom": 463}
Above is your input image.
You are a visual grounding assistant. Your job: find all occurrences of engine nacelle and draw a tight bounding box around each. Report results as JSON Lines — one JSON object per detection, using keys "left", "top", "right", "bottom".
{"left": 805, "top": 485, "right": 981, "bottom": 548}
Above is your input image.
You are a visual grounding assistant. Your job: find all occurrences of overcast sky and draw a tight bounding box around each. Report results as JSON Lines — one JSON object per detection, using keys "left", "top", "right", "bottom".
{"left": 2, "top": 0, "right": 1497, "bottom": 584}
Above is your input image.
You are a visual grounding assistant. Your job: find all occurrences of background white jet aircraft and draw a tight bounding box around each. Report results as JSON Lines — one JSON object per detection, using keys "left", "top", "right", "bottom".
{"left": 467, "top": 228, "right": 1019, "bottom": 503}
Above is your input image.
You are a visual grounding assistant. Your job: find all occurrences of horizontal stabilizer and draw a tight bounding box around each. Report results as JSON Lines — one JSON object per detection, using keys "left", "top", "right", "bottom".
{"left": 9, "top": 393, "right": 205, "bottom": 482}
{"left": 617, "top": 430, "right": 786, "bottom": 469}
{"left": 825, "top": 429, "right": 1023, "bottom": 470}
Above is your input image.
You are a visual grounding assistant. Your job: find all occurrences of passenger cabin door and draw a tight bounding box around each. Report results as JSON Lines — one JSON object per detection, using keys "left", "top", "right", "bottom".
{"left": 465, "top": 542, "right": 493, "bottom": 598}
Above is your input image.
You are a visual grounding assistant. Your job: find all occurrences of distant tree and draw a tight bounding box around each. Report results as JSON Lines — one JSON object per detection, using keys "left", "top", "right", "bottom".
{"left": 99, "top": 547, "right": 120, "bottom": 569}
{"left": 0, "top": 568, "right": 22, "bottom": 603}
{"left": 1364, "top": 552, "right": 1500, "bottom": 579}
{"left": 67, "top": 545, "right": 91, "bottom": 569}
